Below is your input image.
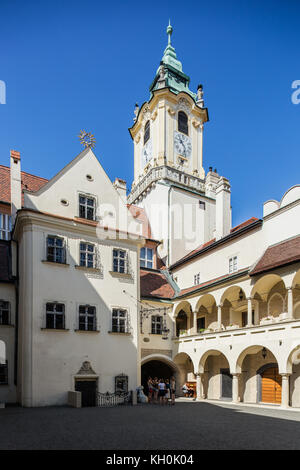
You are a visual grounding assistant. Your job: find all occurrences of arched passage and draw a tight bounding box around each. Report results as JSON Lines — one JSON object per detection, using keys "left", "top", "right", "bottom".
{"left": 251, "top": 274, "right": 286, "bottom": 323}
{"left": 286, "top": 345, "right": 300, "bottom": 408}
{"left": 195, "top": 294, "right": 217, "bottom": 332}
{"left": 199, "top": 349, "right": 232, "bottom": 400}
{"left": 173, "top": 352, "right": 195, "bottom": 396}
{"left": 174, "top": 301, "right": 192, "bottom": 337}
{"left": 220, "top": 286, "right": 248, "bottom": 328}
{"left": 141, "top": 355, "right": 178, "bottom": 396}
{"left": 235, "top": 345, "right": 280, "bottom": 404}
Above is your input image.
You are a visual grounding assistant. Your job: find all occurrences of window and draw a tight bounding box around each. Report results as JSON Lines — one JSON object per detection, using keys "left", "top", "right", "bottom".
{"left": 80, "top": 242, "right": 95, "bottom": 268}
{"left": 199, "top": 201, "right": 206, "bottom": 210}
{"left": 112, "top": 308, "right": 128, "bottom": 333}
{"left": 197, "top": 317, "right": 205, "bottom": 332}
{"left": 79, "top": 195, "right": 95, "bottom": 220}
{"left": 47, "top": 236, "right": 66, "bottom": 264}
{"left": 178, "top": 111, "right": 188, "bottom": 135}
{"left": 140, "top": 247, "right": 153, "bottom": 269}
{"left": 0, "top": 361, "right": 8, "bottom": 384}
{"left": 78, "top": 305, "right": 96, "bottom": 331}
{"left": 151, "top": 315, "right": 162, "bottom": 334}
{"left": 194, "top": 273, "right": 200, "bottom": 285}
{"left": 46, "top": 303, "right": 65, "bottom": 329}
{"left": 113, "top": 249, "right": 127, "bottom": 274}
{"left": 229, "top": 256, "right": 238, "bottom": 273}
{"left": 144, "top": 120, "right": 150, "bottom": 145}
{"left": 0, "top": 301, "right": 10, "bottom": 325}
{"left": 115, "top": 374, "right": 128, "bottom": 393}
{"left": 0, "top": 214, "right": 11, "bottom": 240}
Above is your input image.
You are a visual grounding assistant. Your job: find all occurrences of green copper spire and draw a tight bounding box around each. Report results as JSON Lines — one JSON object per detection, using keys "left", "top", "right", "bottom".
{"left": 149, "top": 22, "right": 196, "bottom": 100}
{"left": 167, "top": 20, "right": 172, "bottom": 45}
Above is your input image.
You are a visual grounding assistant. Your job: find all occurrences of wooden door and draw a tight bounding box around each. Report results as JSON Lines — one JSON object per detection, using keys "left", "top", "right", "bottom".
{"left": 261, "top": 367, "right": 282, "bottom": 404}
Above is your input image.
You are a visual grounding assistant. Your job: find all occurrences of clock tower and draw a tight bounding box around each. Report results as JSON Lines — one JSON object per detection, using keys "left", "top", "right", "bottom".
{"left": 128, "top": 23, "right": 231, "bottom": 265}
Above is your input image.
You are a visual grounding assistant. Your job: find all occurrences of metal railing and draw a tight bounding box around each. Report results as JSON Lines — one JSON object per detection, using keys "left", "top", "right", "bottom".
{"left": 97, "top": 391, "right": 132, "bottom": 407}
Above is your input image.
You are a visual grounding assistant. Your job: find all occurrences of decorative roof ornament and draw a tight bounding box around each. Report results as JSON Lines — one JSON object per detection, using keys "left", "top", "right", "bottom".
{"left": 149, "top": 22, "right": 197, "bottom": 101}
{"left": 78, "top": 130, "right": 96, "bottom": 149}
{"left": 196, "top": 84, "right": 204, "bottom": 108}
{"left": 133, "top": 103, "right": 139, "bottom": 122}
{"left": 167, "top": 19, "right": 173, "bottom": 46}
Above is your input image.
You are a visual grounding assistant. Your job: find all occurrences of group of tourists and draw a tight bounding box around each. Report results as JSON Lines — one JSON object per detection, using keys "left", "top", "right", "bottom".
{"left": 147, "top": 376, "right": 176, "bottom": 405}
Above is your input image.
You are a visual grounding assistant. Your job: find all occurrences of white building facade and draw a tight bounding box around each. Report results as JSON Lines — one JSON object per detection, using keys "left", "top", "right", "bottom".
{"left": 0, "top": 24, "right": 300, "bottom": 408}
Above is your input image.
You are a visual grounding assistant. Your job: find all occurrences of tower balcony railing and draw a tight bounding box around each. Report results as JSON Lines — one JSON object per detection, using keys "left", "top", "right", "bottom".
{"left": 128, "top": 164, "right": 206, "bottom": 204}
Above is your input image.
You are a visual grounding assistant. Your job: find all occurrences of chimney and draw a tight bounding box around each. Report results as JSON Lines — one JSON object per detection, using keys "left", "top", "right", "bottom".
{"left": 215, "top": 176, "right": 231, "bottom": 240}
{"left": 113, "top": 178, "right": 127, "bottom": 203}
{"left": 10, "top": 150, "right": 22, "bottom": 223}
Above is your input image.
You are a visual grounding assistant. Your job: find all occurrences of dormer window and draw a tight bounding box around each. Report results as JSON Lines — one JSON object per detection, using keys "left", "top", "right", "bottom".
{"left": 79, "top": 195, "right": 95, "bottom": 220}
{"left": 144, "top": 120, "right": 150, "bottom": 145}
{"left": 178, "top": 111, "right": 188, "bottom": 135}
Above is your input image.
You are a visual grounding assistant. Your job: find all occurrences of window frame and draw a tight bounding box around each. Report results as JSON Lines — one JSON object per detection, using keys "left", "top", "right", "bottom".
{"left": 112, "top": 308, "right": 129, "bottom": 333}
{"left": 46, "top": 235, "right": 66, "bottom": 264}
{"left": 144, "top": 120, "right": 150, "bottom": 145}
{"left": 194, "top": 273, "right": 200, "bottom": 286}
{"left": 229, "top": 256, "right": 238, "bottom": 274}
{"left": 79, "top": 194, "right": 96, "bottom": 221}
{"left": 140, "top": 247, "right": 153, "bottom": 269}
{"left": 0, "top": 214, "right": 12, "bottom": 241}
{"left": 112, "top": 249, "right": 128, "bottom": 274}
{"left": 79, "top": 242, "right": 96, "bottom": 268}
{"left": 178, "top": 111, "right": 189, "bottom": 136}
{"left": 151, "top": 315, "right": 163, "bottom": 335}
{"left": 78, "top": 305, "right": 97, "bottom": 331}
{"left": 0, "top": 301, "right": 10, "bottom": 325}
{"left": 197, "top": 316, "right": 205, "bottom": 332}
{"left": 45, "top": 302, "right": 65, "bottom": 330}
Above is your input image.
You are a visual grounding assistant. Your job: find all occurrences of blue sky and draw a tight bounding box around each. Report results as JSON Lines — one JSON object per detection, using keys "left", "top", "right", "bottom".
{"left": 0, "top": 0, "right": 299, "bottom": 226}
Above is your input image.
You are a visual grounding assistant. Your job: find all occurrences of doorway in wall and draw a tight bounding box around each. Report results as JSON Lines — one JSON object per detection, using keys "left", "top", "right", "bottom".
{"left": 260, "top": 365, "right": 282, "bottom": 404}
{"left": 75, "top": 379, "right": 97, "bottom": 407}
{"left": 141, "top": 360, "right": 174, "bottom": 395}
{"left": 221, "top": 368, "right": 232, "bottom": 399}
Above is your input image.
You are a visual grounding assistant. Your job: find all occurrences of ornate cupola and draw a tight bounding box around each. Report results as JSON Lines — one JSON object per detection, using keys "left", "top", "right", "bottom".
{"left": 149, "top": 21, "right": 197, "bottom": 100}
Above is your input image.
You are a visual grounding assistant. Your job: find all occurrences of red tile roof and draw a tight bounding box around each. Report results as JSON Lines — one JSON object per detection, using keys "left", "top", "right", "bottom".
{"left": 140, "top": 269, "right": 175, "bottom": 299}
{"left": 0, "top": 165, "right": 48, "bottom": 206}
{"left": 230, "top": 217, "right": 259, "bottom": 233}
{"left": 178, "top": 267, "right": 249, "bottom": 297}
{"left": 250, "top": 236, "right": 300, "bottom": 276}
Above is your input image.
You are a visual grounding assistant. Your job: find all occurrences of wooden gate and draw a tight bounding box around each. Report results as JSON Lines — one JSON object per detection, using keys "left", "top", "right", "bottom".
{"left": 261, "top": 366, "right": 282, "bottom": 404}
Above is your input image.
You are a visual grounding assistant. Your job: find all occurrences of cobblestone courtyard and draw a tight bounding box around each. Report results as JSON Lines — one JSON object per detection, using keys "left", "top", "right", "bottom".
{"left": 1, "top": 401, "right": 300, "bottom": 450}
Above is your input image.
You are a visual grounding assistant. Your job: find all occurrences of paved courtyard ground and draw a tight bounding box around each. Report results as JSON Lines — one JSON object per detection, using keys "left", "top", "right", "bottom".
{"left": 1, "top": 400, "right": 300, "bottom": 450}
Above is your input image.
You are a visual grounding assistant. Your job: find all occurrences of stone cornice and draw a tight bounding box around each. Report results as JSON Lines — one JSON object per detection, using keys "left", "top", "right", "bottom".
{"left": 12, "top": 209, "right": 144, "bottom": 247}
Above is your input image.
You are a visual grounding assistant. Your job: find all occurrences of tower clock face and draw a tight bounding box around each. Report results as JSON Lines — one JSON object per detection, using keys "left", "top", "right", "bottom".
{"left": 174, "top": 131, "right": 192, "bottom": 158}
{"left": 141, "top": 139, "right": 152, "bottom": 168}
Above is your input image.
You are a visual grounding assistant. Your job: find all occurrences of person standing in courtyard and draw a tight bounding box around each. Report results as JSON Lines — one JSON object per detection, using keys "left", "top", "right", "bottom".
{"left": 158, "top": 379, "right": 166, "bottom": 405}
{"left": 170, "top": 376, "right": 176, "bottom": 405}
{"left": 147, "top": 377, "right": 154, "bottom": 404}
